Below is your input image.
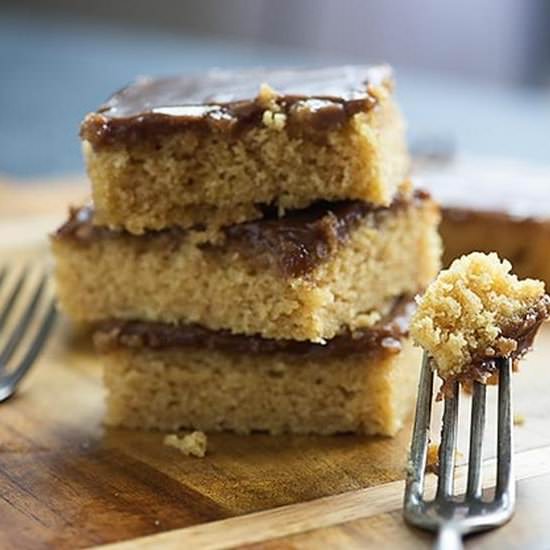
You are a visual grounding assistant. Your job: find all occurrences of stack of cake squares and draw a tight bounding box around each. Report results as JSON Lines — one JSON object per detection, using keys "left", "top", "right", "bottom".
{"left": 52, "top": 66, "right": 441, "bottom": 436}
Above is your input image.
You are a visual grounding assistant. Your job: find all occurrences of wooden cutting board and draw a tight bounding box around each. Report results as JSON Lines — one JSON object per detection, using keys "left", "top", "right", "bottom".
{"left": 1, "top": 180, "right": 550, "bottom": 549}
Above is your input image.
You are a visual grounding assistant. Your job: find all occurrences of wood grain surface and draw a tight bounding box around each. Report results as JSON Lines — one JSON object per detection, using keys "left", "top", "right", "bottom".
{"left": 1, "top": 181, "right": 550, "bottom": 549}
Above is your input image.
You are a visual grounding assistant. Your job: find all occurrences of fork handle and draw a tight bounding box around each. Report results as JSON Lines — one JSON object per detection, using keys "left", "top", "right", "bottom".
{"left": 435, "top": 522, "right": 463, "bottom": 550}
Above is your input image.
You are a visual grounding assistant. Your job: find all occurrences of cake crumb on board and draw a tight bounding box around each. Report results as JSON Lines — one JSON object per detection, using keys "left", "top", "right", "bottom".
{"left": 426, "top": 443, "right": 440, "bottom": 474}
{"left": 163, "top": 431, "right": 208, "bottom": 458}
{"left": 425, "top": 443, "right": 464, "bottom": 474}
{"left": 513, "top": 414, "right": 526, "bottom": 426}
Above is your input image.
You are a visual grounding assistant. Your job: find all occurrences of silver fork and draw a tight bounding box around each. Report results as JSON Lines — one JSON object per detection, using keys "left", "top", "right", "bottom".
{"left": 0, "top": 264, "right": 57, "bottom": 402}
{"left": 404, "top": 352, "right": 515, "bottom": 549}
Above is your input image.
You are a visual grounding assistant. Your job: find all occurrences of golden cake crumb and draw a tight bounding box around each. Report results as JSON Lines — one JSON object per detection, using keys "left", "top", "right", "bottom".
{"left": 411, "top": 252, "right": 550, "bottom": 381}
{"left": 262, "top": 110, "right": 287, "bottom": 130}
{"left": 258, "top": 82, "right": 280, "bottom": 109}
{"left": 426, "top": 443, "right": 440, "bottom": 474}
{"left": 163, "top": 431, "right": 207, "bottom": 458}
{"left": 513, "top": 414, "right": 525, "bottom": 426}
{"left": 425, "top": 443, "right": 463, "bottom": 474}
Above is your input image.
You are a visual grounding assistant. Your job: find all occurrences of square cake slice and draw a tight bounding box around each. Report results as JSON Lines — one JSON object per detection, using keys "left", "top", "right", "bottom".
{"left": 97, "top": 298, "right": 421, "bottom": 436}
{"left": 51, "top": 190, "right": 440, "bottom": 342}
{"left": 419, "top": 157, "right": 550, "bottom": 287}
{"left": 80, "top": 65, "right": 410, "bottom": 233}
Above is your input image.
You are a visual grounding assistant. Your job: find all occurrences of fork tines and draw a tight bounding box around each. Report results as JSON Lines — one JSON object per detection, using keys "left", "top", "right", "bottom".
{"left": 404, "top": 351, "right": 515, "bottom": 536}
{"left": 0, "top": 263, "right": 57, "bottom": 402}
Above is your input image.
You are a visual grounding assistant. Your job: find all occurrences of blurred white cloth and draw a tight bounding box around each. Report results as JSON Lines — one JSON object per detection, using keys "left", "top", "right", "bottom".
{"left": 416, "top": 155, "right": 550, "bottom": 220}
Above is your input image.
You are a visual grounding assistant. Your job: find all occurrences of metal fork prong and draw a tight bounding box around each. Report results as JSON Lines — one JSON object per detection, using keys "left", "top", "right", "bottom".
{"left": 436, "top": 381, "right": 459, "bottom": 499}
{"left": 0, "top": 265, "right": 8, "bottom": 290}
{"left": 405, "top": 353, "right": 434, "bottom": 502}
{"left": 0, "top": 272, "right": 47, "bottom": 367}
{"left": 466, "top": 381, "right": 487, "bottom": 498}
{"left": 496, "top": 358, "right": 514, "bottom": 503}
{"left": 0, "top": 267, "right": 29, "bottom": 332}
{"left": 0, "top": 299, "right": 57, "bottom": 403}
{"left": 466, "top": 382, "right": 487, "bottom": 498}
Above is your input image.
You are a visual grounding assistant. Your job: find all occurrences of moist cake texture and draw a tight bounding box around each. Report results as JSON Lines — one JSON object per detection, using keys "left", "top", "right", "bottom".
{"left": 52, "top": 191, "right": 440, "bottom": 342}
{"left": 81, "top": 65, "right": 410, "bottom": 233}
{"left": 100, "top": 296, "right": 421, "bottom": 436}
{"left": 411, "top": 252, "right": 550, "bottom": 382}
{"left": 101, "top": 324, "right": 421, "bottom": 436}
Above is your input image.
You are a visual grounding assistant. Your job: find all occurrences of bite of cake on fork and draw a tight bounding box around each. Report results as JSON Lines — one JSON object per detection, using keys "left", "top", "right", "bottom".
{"left": 404, "top": 252, "right": 550, "bottom": 548}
